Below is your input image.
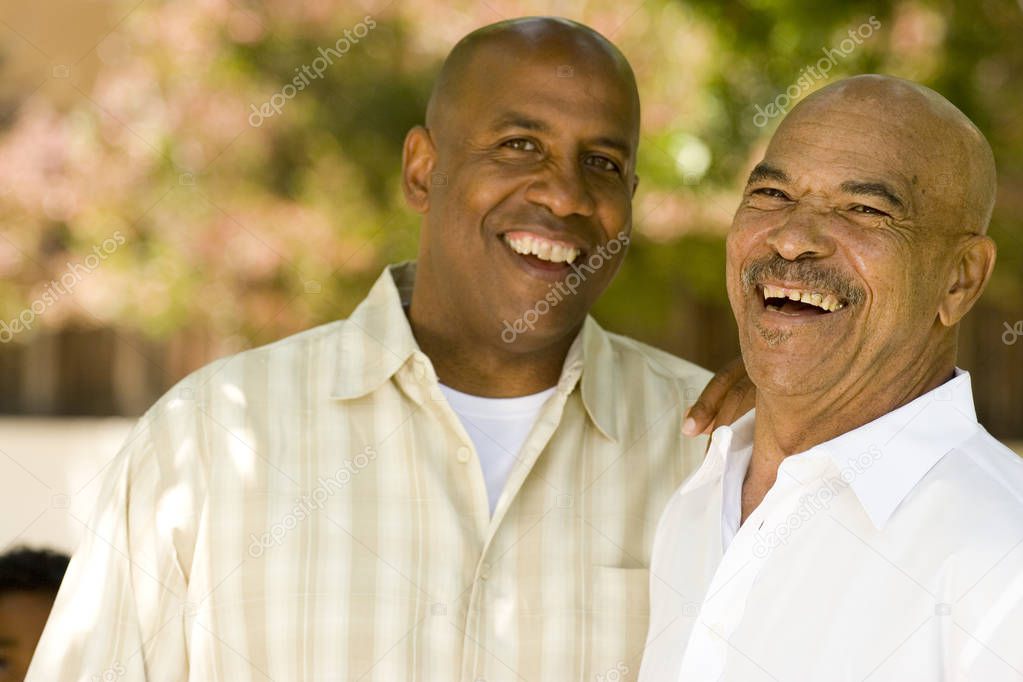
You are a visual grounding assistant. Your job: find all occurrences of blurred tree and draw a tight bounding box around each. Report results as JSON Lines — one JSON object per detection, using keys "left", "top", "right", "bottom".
{"left": 0, "top": 0, "right": 1020, "bottom": 429}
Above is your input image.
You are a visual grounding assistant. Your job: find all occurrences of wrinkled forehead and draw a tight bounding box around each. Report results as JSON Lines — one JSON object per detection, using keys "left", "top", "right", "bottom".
{"left": 765, "top": 97, "right": 971, "bottom": 220}
{"left": 776, "top": 108, "right": 924, "bottom": 188}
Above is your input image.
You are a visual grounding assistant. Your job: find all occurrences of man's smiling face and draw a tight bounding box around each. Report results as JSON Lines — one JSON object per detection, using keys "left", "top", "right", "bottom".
{"left": 440, "top": 62, "right": 637, "bottom": 296}
{"left": 404, "top": 20, "right": 640, "bottom": 351}
{"left": 726, "top": 77, "right": 995, "bottom": 398}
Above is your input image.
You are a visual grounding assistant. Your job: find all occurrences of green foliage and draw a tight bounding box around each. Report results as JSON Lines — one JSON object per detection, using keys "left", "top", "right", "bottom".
{"left": 0, "top": 0, "right": 1020, "bottom": 345}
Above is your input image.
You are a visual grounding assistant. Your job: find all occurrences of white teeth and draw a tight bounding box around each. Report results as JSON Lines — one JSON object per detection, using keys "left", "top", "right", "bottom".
{"left": 551, "top": 243, "right": 575, "bottom": 262}
{"left": 760, "top": 285, "right": 845, "bottom": 312}
{"left": 504, "top": 234, "right": 580, "bottom": 264}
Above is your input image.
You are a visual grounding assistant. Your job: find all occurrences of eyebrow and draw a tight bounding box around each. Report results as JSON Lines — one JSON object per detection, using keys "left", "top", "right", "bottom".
{"left": 748, "top": 162, "right": 907, "bottom": 211}
{"left": 490, "top": 111, "right": 633, "bottom": 158}
{"left": 746, "top": 162, "right": 790, "bottom": 185}
{"left": 839, "top": 180, "right": 906, "bottom": 211}
{"left": 491, "top": 112, "right": 550, "bottom": 134}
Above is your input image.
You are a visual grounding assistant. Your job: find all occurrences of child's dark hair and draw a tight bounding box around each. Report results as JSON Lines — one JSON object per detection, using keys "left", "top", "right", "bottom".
{"left": 0, "top": 546, "right": 70, "bottom": 593}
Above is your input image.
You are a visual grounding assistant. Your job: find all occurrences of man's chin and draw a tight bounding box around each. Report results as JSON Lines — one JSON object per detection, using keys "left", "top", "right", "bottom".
{"left": 741, "top": 328, "right": 849, "bottom": 396}
{"left": 494, "top": 305, "right": 588, "bottom": 350}
{"left": 745, "top": 351, "right": 843, "bottom": 400}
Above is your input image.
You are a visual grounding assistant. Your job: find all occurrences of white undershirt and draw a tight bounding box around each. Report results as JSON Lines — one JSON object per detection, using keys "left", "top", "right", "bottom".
{"left": 438, "top": 383, "right": 557, "bottom": 515}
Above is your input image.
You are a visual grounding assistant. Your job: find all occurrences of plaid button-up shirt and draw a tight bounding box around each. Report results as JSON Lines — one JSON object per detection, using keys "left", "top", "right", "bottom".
{"left": 29, "top": 262, "right": 711, "bottom": 682}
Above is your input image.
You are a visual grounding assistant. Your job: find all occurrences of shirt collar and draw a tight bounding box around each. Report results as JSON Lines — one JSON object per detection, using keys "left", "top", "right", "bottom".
{"left": 683, "top": 409, "right": 756, "bottom": 493}
{"left": 813, "top": 368, "right": 979, "bottom": 529}
{"left": 713, "top": 410, "right": 756, "bottom": 471}
{"left": 330, "top": 262, "right": 422, "bottom": 401}
{"left": 330, "top": 262, "right": 619, "bottom": 442}
{"left": 561, "top": 315, "right": 620, "bottom": 442}
{"left": 704, "top": 369, "right": 980, "bottom": 530}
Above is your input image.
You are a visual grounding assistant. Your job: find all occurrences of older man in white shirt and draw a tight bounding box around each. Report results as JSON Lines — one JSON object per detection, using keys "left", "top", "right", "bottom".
{"left": 640, "top": 75, "right": 1023, "bottom": 682}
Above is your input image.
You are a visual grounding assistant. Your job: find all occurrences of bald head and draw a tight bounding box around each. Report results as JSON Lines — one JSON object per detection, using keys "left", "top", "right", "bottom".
{"left": 776, "top": 74, "right": 996, "bottom": 235}
{"left": 426, "top": 17, "right": 640, "bottom": 143}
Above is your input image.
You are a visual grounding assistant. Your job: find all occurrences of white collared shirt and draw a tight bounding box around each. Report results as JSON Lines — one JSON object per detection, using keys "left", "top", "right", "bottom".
{"left": 640, "top": 371, "right": 1023, "bottom": 682}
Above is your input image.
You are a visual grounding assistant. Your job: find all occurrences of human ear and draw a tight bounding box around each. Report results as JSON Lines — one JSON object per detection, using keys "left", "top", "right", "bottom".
{"left": 401, "top": 125, "right": 436, "bottom": 214}
{"left": 937, "top": 234, "right": 996, "bottom": 327}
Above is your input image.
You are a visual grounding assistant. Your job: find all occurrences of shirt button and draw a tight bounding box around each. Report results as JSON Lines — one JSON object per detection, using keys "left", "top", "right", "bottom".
{"left": 480, "top": 563, "right": 491, "bottom": 580}
{"left": 456, "top": 446, "right": 471, "bottom": 463}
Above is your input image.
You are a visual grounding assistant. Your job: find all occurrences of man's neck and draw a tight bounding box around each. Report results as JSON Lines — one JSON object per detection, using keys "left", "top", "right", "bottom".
{"left": 740, "top": 356, "right": 956, "bottom": 523}
{"left": 405, "top": 301, "right": 576, "bottom": 398}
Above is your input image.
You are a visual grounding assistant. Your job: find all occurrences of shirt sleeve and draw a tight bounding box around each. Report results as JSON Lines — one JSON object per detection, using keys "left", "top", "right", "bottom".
{"left": 26, "top": 414, "right": 191, "bottom": 682}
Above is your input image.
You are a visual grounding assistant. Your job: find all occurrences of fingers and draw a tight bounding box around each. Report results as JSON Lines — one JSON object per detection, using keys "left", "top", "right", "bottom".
{"left": 683, "top": 357, "right": 747, "bottom": 436}
{"left": 711, "top": 376, "right": 755, "bottom": 431}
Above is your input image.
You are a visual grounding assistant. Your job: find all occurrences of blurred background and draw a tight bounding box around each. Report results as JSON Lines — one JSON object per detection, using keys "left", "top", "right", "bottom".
{"left": 1, "top": 0, "right": 1021, "bottom": 554}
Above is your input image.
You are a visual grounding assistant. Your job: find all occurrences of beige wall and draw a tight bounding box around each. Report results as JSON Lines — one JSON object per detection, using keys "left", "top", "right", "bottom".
{"left": 0, "top": 417, "right": 132, "bottom": 555}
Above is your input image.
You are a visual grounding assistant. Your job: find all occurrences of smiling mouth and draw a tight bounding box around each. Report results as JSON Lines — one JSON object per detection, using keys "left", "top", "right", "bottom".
{"left": 760, "top": 284, "right": 848, "bottom": 315}
{"left": 502, "top": 231, "right": 584, "bottom": 267}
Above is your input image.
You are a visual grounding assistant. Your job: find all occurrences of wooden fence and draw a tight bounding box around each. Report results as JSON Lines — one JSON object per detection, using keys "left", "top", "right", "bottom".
{"left": 1, "top": 301, "right": 1020, "bottom": 439}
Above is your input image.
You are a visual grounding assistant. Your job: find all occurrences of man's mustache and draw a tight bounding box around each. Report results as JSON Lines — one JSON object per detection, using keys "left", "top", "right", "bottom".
{"left": 740, "top": 255, "right": 865, "bottom": 305}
